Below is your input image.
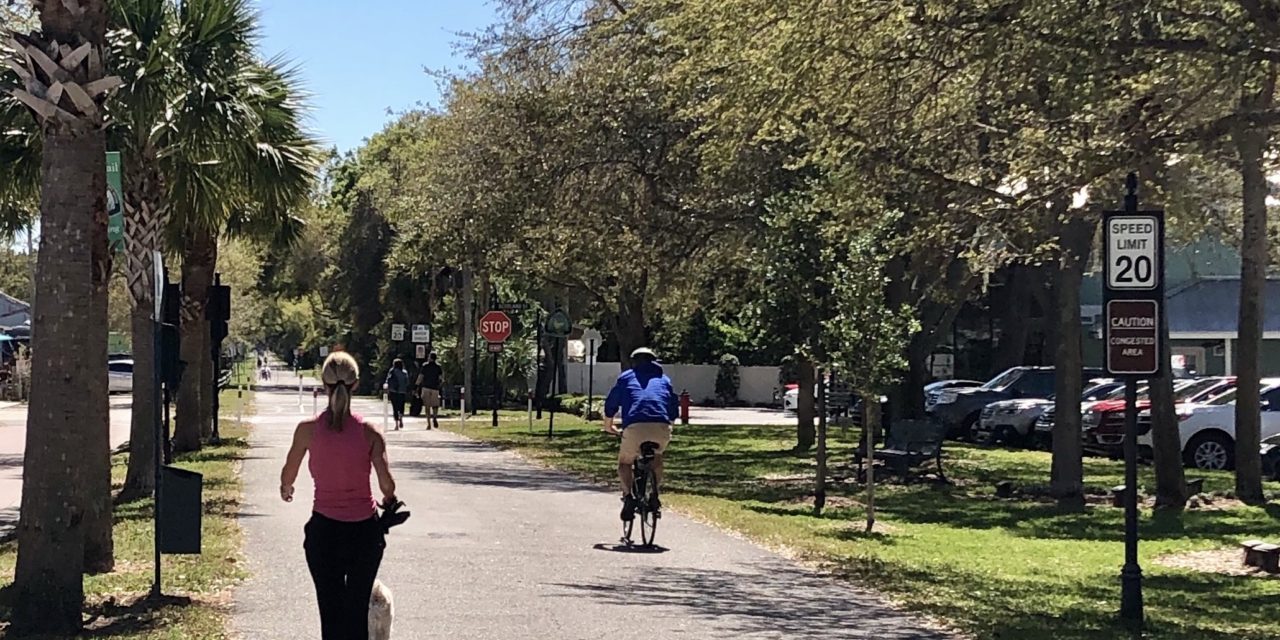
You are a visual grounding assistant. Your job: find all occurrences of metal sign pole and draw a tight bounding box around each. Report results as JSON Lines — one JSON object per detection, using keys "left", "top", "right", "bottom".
{"left": 492, "top": 348, "right": 500, "bottom": 427}
{"left": 151, "top": 317, "right": 164, "bottom": 599}
{"left": 587, "top": 338, "right": 596, "bottom": 419}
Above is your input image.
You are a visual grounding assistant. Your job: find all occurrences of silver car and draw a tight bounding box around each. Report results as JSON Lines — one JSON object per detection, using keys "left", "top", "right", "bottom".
{"left": 109, "top": 359, "right": 133, "bottom": 394}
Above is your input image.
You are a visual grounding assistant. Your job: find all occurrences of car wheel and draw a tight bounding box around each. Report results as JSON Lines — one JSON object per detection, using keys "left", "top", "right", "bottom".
{"left": 1183, "top": 432, "right": 1235, "bottom": 471}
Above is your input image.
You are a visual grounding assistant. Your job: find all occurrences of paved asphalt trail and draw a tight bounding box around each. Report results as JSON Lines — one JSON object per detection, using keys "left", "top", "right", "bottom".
{"left": 233, "top": 387, "right": 950, "bottom": 639}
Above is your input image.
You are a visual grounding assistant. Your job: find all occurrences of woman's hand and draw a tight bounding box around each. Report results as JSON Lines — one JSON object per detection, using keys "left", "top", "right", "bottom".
{"left": 280, "top": 484, "right": 294, "bottom": 502}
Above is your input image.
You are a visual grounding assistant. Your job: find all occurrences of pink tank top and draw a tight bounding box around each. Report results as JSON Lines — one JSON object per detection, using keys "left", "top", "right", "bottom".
{"left": 308, "top": 411, "right": 377, "bottom": 522}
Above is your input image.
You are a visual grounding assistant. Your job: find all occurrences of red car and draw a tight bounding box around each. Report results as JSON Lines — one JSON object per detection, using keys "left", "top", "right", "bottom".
{"left": 1081, "top": 377, "right": 1236, "bottom": 456}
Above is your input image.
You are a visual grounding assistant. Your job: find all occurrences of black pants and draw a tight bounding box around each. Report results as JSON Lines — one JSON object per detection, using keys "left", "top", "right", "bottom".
{"left": 389, "top": 392, "right": 406, "bottom": 421}
{"left": 304, "top": 513, "right": 386, "bottom": 640}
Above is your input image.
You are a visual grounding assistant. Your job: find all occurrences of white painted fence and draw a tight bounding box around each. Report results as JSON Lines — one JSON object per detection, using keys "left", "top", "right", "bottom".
{"left": 563, "top": 362, "right": 782, "bottom": 406}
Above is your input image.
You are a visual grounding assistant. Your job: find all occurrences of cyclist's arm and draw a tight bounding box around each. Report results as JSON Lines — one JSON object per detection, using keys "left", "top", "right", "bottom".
{"left": 603, "top": 381, "right": 624, "bottom": 433}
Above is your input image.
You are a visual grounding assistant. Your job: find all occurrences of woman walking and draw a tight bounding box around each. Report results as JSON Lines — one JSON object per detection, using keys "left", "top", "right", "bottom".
{"left": 281, "top": 351, "right": 398, "bottom": 640}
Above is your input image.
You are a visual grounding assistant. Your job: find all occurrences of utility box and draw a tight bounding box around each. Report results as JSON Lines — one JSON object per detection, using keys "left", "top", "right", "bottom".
{"left": 159, "top": 465, "right": 203, "bottom": 554}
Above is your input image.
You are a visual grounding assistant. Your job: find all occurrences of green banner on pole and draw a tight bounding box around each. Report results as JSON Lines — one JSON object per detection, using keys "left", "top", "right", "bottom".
{"left": 106, "top": 151, "right": 123, "bottom": 252}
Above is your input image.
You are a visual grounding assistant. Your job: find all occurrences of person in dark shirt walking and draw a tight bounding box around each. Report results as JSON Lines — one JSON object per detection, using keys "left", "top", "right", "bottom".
{"left": 416, "top": 352, "right": 443, "bottom": 430}
{"left": 383, "top": 359, "right": 409, "bottom": 431}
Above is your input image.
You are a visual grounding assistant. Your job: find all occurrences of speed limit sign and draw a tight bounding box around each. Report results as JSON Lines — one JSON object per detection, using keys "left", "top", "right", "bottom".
{"left": 1105, "top": 215, "right": 1160, "bottom": 291}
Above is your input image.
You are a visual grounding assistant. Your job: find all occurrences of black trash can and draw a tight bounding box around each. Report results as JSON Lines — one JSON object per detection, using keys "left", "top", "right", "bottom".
{"left": 159, "top": 465, "right": 203, "bottom": 554}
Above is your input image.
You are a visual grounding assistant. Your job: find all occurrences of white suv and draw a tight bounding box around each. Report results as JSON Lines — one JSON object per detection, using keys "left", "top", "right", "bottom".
{"left": 1138, "top": 377, "right": 1280, "bottom": 470}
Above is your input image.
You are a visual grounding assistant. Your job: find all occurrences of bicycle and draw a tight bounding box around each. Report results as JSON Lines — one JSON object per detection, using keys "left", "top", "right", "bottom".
{"left": 621, "top": 440, "right": 661, "bottom": 548}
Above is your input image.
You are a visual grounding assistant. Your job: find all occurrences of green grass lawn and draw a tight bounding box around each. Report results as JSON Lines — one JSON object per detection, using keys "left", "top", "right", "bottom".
{"left": 0, "top": 389, "right": 254, "bottom": 639}
{"left": 444, "top": 411, "right": 1280, "bottom": 640}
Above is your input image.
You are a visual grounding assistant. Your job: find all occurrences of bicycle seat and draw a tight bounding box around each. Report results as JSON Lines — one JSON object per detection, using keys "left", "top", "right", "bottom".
{"left": 639, "top": 441, "right": 660, "bottom": 459}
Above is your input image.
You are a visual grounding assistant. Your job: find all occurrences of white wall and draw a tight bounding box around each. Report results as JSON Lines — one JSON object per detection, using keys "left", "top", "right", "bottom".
{"left": 564, "top": 362, "right": 782, "bottom": 406}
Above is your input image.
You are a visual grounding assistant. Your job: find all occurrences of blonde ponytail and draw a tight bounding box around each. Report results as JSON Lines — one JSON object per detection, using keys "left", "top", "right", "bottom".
{"left": 321, "top": 351, "right": 360, "bottom": 431}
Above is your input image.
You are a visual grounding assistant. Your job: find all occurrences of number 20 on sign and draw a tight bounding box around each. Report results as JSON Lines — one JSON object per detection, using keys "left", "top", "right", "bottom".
{"left": 1106, "top": 215, "right": 1159, "bottom": 291}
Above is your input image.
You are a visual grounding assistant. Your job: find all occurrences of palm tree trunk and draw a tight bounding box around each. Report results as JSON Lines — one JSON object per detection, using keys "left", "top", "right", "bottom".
{"left": 174, "top": 229, "right": 215, "bottom": 452}
{"left": 1050, "top": 213, "right": 1095, "bottom": 512}
{"left": 11, "top": 1, "right": 113, "bottom": 632}
{"left": 120, "top": 306, "right": 157, "bottom": 500}
{"left": 1234, "top": 77, "right": 1273, "bottom": 505}
{"left": 120, "top": 159, "right": 165, "bottom": 502}
{"left": 83, "top": 173, "right": 114, "bottom": 575}
{"left": 12, "top": 130, "right": 99, "bottom": 637}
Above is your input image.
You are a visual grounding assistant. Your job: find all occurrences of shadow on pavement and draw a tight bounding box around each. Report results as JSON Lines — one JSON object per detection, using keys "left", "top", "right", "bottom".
{"left": 395, "top": 459, "right": 605, "bottom": 494}
{"left": 550, "top": 562, "right": 949, "bottom": 640}
{"left": 592, "top": 542, "right": 668, "bottom": 554}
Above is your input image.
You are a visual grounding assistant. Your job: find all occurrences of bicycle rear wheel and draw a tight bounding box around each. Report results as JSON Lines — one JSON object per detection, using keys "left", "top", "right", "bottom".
{"left": 639, "top": 470, "right": 658, "bottom": 547}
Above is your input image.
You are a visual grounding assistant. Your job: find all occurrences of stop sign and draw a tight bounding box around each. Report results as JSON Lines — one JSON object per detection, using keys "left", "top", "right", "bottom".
{"left": 478, "top": 310, "right": 513, "bottom": 344}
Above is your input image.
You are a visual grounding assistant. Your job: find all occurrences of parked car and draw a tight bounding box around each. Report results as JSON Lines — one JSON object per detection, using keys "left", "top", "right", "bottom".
{"left": 980, "top": 379, "right": 1123, "bottom": 448}
{"left": 929, "top": 366, "right": 1106, "bottom": 440}
{"left": 782, "top": 378, "right": 854, "bottom": 414}
{"left": 1082, "top": 377, "right": 1234, "bottom": 457}
{"left": 108, "top": 359, "right": 133, "bottom": 394}
{"left": 1032, "top": 381, "right": 1129, "bottom": 449}
{"left": 1133, "top": 378, "right": 1280, "bottom": 470}
{"left": 923, "top": 379, "right": 984, "bottom": 412}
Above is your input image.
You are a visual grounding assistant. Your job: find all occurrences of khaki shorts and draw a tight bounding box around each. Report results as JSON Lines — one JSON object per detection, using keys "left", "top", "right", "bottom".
{"left": 420, "top": 388, "right": 441, "bottom": 408}
{"left": 619, "top": 422, "right": 672, "bottom": 463}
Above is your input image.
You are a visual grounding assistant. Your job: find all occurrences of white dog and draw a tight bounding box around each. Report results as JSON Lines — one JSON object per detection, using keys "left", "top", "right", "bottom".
{"left": 369, "top": 579, "right": 394, "bottom": 640}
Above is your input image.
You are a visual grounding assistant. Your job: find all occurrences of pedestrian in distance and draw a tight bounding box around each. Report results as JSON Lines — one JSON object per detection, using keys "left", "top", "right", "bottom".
{"left": 384, "top": 358, "right": 408, "bottom": 430}
{"left": 416, "top": 351, "right": 443, "bottom": 430}
{"left": 280, "top": 351, "right": 406, "bottom": 640}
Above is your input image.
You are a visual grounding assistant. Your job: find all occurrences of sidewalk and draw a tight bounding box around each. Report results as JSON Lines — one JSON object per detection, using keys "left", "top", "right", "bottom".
{"left": 232, "top": 388, "right": 951, "bottom": 639}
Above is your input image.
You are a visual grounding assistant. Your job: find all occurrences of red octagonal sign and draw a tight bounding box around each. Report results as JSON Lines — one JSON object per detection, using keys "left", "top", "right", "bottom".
{"left": 478, "top": 310, "right": 513, "bottom": 344}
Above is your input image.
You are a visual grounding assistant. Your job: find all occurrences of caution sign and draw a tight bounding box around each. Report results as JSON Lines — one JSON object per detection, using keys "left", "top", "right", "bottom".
{"left": 1106, "top": 300, "right": 1159, "bottom": 375}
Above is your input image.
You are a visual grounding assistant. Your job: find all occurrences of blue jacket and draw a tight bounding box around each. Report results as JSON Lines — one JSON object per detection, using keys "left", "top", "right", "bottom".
{"left": 604, "top": 360, "right": 678, "bottom": 428}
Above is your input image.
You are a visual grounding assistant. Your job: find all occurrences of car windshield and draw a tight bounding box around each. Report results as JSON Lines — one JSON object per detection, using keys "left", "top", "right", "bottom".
{"left": 980, "top": 369, "right": 1022, "bottom": 391}
{"left": 1173, "top": 378, "right": 1224, "bottom": 402}
{"left": 1209, "top": 389, "right": 1237, "bottom": 405}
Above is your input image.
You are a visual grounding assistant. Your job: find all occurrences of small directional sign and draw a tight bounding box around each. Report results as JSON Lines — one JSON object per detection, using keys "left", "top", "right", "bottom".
{"left": 487, "top": 342, "right": 504, "bottom": 354}
{"left": 411, "top": 324, "right": 430, "bottom": 343}
{"left": 391, "top": 324, "right": 406, "bottom": 342}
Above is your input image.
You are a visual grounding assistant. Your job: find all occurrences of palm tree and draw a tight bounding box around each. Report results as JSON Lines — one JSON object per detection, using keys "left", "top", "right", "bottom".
{"left": 3, "top": 0, "right": 118, "bottom": 633}
{"left": 171, "top": 58, "right": 320, "bottom": 452}
{"left": 111, "top": 0, "right": 266, "bottom": 498}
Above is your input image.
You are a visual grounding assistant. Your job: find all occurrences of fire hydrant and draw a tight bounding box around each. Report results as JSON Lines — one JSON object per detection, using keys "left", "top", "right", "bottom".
{"left": 679, "top": 390, "right": 691, "bottom": 426}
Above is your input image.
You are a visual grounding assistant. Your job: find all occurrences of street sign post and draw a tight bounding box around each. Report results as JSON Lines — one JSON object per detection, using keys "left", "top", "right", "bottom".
{"left": 411, "top": 324, "right": 430, "bottom": 343}
{"left": 1104, "top": 174, "right": 1164, "bottom": 630}
{"left": 391, "top": 324, "right": 406, "bottom": 342}
{"left": 479, "top": 311, "right": 513, "bottom": 343}
{"left": 479, "top": 311, "right": 513, "bottom": 427}
{"left": 582, "top": 328, "right": 602, "bottom": 418}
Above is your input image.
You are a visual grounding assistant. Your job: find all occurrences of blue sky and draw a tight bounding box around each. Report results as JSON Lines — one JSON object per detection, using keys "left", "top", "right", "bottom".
{"left": 255, "top": 0, "right": 499, "bottom": 153}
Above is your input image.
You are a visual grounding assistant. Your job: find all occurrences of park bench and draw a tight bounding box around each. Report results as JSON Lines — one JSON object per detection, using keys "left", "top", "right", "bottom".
{"left": 854, "top": 419, "right": 948, "bottom": 483}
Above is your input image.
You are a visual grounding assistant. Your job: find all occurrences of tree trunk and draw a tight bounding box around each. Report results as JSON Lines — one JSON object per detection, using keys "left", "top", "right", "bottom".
{"left": 1234, "top": 88, "right": 1272, "bottom": 504}
{"left": 813, "top": 368, "right": 828, "bottom": 516}
{"left": 795, "top": 355, "right": 816, "bottom": 451}
{"left": 1149, "top": 289, "right": 1188, "bottom": 509}
{"left": 12, "top": 131, "right": 98, "bottom": 636}
{"left": 615, "top": 279, "right": 648, "bottom": 370}
{"left": 199, "top": 312, "right": 213, "bottom": 439}
{"left": 993, "top": 264, "right": 1033, "bottom": 372}
{"left": 174, "top": 229, "right": 215, "bottom": 452}
{"left": 1050, "top": 214, "right": 1095, "bottom": 512}
{"left": 12, "top": 4, "right": 114, "bottom": 629}
{"left": 83, "top": 165, "right": 113, "bottom": 575}
{"left": 120, "top": 307, "right": 157, "bottom": 501}
{"left": 119, "top": 158, "right": 165, "bottom": 503}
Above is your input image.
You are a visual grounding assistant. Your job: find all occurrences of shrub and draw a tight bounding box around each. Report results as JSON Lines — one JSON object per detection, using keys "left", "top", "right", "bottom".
{"left": 715, "top": 353, "right": 741, "bottom": 407}
{"left": 551, "top": 394, "right": 603, "bottom": 420}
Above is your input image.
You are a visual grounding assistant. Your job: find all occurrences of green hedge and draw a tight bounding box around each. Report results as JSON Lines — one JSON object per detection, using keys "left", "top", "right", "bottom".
{"left": 551, "top": 394, "right": 604, "bottom": 420}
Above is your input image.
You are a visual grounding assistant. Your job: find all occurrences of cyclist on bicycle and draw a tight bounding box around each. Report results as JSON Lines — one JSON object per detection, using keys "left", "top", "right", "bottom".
{"left": 603, "top": 347, "right": 678, "bottom": 521}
